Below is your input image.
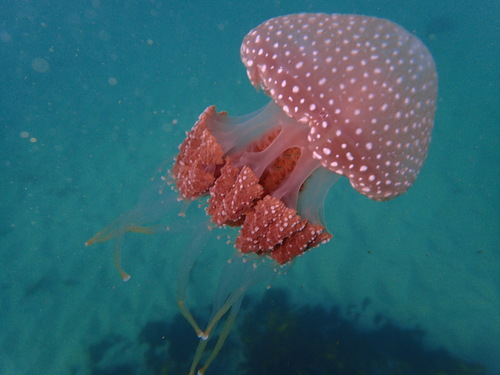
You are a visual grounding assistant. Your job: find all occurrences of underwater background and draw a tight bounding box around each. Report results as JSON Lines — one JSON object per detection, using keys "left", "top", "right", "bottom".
{"left": 0, "top": 0, "right": 498, "bottom": 374}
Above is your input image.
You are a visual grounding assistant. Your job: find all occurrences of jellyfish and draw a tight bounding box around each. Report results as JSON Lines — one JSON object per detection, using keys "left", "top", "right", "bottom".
{"left": 86, "top": 13, "right": 437, "bottom": 374}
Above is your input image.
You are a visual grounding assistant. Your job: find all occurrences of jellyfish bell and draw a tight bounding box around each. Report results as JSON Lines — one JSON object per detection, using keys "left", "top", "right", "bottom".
{"left": 239, "top": 13, "right": 437, "bottom": 202}
{"left": 86, "top": 13, "right": 437, "bottom": 375}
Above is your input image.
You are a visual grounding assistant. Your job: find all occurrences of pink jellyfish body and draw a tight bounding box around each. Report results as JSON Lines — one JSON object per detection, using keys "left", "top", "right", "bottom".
{"left": 173, "top": 13, "right": 437, "bottom": 263}
{"left": 87, "top": 13, "right": 437, "bottom": 374}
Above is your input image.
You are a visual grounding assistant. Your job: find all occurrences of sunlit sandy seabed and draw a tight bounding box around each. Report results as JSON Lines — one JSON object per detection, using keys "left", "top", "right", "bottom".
{"left": 0, "top": 1, "right": 498, "bottom": 374}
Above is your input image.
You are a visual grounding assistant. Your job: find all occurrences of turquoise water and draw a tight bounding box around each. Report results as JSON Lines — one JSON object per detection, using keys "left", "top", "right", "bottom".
{"left": 0, "top": 1, "right": 498, "bottom": 374}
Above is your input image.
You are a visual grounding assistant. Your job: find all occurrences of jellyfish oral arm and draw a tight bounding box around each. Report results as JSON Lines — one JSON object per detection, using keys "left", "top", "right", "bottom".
{"left": 172, "top": 102, "right": 333, "bottom": 264}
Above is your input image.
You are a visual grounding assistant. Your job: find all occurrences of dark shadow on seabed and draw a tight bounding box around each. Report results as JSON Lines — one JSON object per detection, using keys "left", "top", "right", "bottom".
{"left": 84, "top": 289, "right": 485, "bottom": 375}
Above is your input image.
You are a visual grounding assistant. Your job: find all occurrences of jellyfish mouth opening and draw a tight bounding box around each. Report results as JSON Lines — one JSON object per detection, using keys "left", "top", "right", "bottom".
{"left": 172, "top": 101, "right": 336, "bottom": 264}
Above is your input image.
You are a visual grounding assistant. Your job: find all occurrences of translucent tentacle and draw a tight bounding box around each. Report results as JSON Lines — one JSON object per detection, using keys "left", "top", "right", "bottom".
{"left": 176, "top": 226, "right": 206, "bottom": 337}
{"left": 86, "top": 175, "right": 181, "bottom": 280}
{"left": 179, "top": 248, "right": 279, "bottom": 374}
{"left": 197, "top": 294, "right": 244, "bottom": 375}
{"left": 112, "top": 229, "right": 130, "bottom": 281}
